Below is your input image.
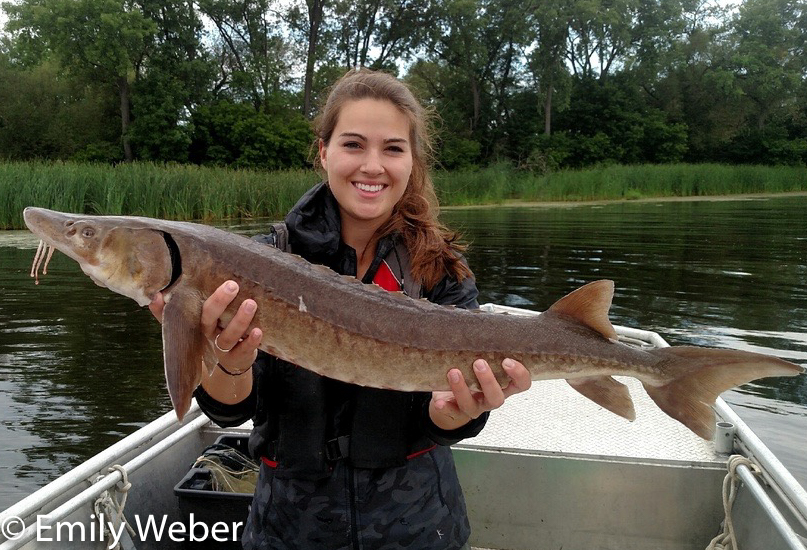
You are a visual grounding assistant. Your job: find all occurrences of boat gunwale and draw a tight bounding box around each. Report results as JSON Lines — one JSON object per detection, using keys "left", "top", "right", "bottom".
{"left": 454, "top": 443, "right": 729, "bottom": 471}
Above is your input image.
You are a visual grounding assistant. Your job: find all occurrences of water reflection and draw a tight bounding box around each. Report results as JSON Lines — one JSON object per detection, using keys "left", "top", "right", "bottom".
{"left": 0, "top": 234, "right": 167, "bottom": 507}
{"left": 0, "top": 196, "right": 805, "bottom": 508}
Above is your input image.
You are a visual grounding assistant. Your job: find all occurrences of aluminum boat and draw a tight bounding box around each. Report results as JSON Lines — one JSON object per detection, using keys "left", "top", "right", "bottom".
{"left": 1, "top": 304, "right": 805, "bottom": 550}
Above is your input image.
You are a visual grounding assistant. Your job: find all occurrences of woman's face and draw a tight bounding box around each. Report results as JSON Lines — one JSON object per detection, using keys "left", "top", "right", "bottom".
{"left": 319, "top": 98, "right": 413, "bottom": 231}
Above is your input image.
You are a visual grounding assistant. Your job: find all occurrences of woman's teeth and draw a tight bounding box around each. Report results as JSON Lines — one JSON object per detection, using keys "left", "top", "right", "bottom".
{"left": 355, "top": 182, "right": 384, "bottom": 193}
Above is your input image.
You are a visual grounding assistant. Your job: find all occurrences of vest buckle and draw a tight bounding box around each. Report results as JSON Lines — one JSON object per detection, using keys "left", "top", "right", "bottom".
{"left": 325, "top": 435, "right": 351, "bottom": 461}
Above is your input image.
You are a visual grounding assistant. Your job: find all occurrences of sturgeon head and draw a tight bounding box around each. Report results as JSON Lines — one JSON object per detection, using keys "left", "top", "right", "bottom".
{"left": 24, "top": 207, "right": 207, "bottom": 421}
{"left": 23, "top": 207, "right": 175, "bottom": 306}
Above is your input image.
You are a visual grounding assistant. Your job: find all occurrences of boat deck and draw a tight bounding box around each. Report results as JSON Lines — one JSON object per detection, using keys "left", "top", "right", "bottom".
{"left": 459, "top": 377, "right": 723, "bottom": 466}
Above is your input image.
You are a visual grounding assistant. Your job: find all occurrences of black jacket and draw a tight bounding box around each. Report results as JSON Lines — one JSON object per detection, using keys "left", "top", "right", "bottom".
{"left": 195, "top": 182, "right": 486, "bottom": 478}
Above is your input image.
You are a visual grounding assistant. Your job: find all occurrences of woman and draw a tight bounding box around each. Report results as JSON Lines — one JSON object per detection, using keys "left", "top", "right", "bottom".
{"left": 151, "top": 69, "right": 531, "bottom": 549}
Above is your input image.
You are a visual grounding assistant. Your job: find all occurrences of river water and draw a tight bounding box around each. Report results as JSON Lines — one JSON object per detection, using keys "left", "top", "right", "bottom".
{"left": 1, "top": 195, "right": 805, "bottom": 509}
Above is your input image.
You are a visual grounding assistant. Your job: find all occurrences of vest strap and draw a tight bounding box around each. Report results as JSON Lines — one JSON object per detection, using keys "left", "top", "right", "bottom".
{"left": 270, "top": 222, "right": 291, "bottom": 252}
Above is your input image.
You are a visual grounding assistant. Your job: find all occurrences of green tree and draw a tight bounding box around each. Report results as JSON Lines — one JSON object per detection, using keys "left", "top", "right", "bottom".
{"left": 652, "top": 1, "right": 743, "bottom": 161}
{"left": 556, "top": 75, "right": 688, "bottom": 165}
{"left": 303, "top": 0, "right": 326, "bottom": 116}
{"left": 129, "top": 0, "right": 214, "bottom": 162}
{"left": 189, "top": 100, "right": 313, "bottom": 169}
{"left": 730, "top": 0, "right": 803, "bottom": 132}
{"left": 0, "top": 53, "right": 119, "bottom": 160}
{"left": 566, "top": 0, "right": 685, "bottom": 81}
{"left": 412, "top": 0, "right": 535, "bottom": 164}
{"left": 198, "top": 0, "right": 297, "bottom": 112}
{"left": 3, "top": 0, "right": 156, "bottom": 161}
{"left": 328, "top": 0, "right": 434, "bottom": 70}
{"left": 527, "top": 0, "right": 572, "bottom": 135}
{"left": 284, "top": 0, "right": 328, "bottom": 117}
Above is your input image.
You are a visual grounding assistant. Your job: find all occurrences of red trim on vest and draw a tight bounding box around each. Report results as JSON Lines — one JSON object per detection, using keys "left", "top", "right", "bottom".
{"left": 373, "top": 260, "right": 402, "bottom": 292}
{"left": 261, "top": 456, "right": 278, "bottom": 468}
{"left": 406, "top": 444, "right": 437, "bottom": 460}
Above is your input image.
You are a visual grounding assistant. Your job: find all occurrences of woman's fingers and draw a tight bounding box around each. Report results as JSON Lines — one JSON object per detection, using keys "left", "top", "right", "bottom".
{"left": 445, "top": 358, "right": 532, "bottom": 418}
{"left": 471, "top": 359, "right": 506, "bottom": 410}
{"left": 214, "top": 298, "right": 257, "bottom": 352}
{"left": 445, "top": 360, "right": 503, "bottom": 419}
{"left": 197, "top": 280, "right": 262, "bottom": 371}
{"left": 500, "top": 358, "right": 532, "bottom": 398}
{"left": 201, "top": 280, "right": 240, "bottom": 339}
{"left": 219, "top": 326, "right": 262, "bottom": 371}
{"left": 445, "top": 368, "right": 476, "bottom": 417}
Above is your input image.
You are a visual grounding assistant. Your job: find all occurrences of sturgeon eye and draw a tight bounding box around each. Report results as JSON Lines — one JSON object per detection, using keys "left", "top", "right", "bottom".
{"left": 82, "top": 227, "right": 95, "bottom": 238}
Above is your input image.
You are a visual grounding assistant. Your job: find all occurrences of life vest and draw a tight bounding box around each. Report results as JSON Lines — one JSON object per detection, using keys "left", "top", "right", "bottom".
{"left": 251, "top": 223, "right": 433, "bottom": 476}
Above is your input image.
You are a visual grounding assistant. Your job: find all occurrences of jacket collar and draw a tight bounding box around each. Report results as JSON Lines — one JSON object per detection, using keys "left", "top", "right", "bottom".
{"left": 284, "top": 182, "right": 398, "bottom": 271}
{"left": 285, "top": 182, "right": 342, "bottom": 264}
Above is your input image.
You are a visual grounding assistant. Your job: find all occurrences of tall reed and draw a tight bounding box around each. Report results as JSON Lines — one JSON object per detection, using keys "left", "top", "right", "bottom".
{"left": 1, "top": 161, "right": 806, "bottom": 229}
{"left": 0, "top": 162, "right": 319, "bottom": 229}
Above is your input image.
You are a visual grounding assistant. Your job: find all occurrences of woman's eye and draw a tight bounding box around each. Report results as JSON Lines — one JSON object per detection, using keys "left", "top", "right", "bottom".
{"left": 343, "top": 141, "right": 361, "bottom": 149}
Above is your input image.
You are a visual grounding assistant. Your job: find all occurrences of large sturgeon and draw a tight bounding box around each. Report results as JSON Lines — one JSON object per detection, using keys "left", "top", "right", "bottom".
{"left": 23, "top": 207, "right": 803, "bottom": 439}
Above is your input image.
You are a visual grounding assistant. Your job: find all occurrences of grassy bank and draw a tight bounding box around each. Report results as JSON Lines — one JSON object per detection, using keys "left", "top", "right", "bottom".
{"left": 2, "top": 161, "right": 806, "bottom": 229}
{"left": 434, "top": 162, "right": 807, "bottom": 205}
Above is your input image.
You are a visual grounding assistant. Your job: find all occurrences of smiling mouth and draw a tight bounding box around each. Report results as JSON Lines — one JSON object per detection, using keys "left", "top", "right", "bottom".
{"left": 354, "top": 182, "right": 386, "bottom": 193}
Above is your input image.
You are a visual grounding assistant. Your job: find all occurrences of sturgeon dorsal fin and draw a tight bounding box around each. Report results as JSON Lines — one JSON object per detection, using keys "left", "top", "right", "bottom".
{"left": 547, "top": 280, "right": 619, "bottom": 341}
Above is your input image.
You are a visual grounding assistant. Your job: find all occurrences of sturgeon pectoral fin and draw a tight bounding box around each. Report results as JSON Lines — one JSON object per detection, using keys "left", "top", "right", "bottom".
{"left": 567, "top": 376, "right": 636, "bottom": 421}
{"left": 548, "top": 280, "right": 619, "bottom": 341}
{"left": 162, "top": 289, "right": 205, "bottom": 421}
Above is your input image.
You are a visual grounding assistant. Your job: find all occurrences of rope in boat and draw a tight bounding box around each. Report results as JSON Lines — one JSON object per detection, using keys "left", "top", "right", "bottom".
{"left": 191, "top": 443, "right": 259, "bottom": 494}
{"left": 92, "top": 464, "right": 136, "bottom": 550}
{"left": 706, "top": 455, "right": 761, "bottom": 550}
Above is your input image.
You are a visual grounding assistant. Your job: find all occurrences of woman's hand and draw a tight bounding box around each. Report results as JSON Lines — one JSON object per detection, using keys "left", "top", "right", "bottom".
{"left": 429, "top": 358, "right": 531, "bottom": 431}
{"left": 148, "top": 281, "right": 262, "bottom": 374}
{"left": 200, "top": 281, "right": 262, "bottom": 373}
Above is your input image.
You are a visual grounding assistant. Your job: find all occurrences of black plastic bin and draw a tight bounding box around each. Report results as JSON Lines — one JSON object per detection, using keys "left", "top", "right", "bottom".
{"left": 173, "top": 435, "right": 255, "bottom": 549}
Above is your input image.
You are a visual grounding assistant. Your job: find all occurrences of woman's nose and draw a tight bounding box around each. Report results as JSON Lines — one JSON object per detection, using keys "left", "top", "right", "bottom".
{"left": 360, "top": 150, "right": 385, "bottom": 175}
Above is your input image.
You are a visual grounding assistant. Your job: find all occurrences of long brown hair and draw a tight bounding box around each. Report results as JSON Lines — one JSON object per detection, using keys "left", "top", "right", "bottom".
{"left": 313, "top": 68, "right": 472, "bottom": 289}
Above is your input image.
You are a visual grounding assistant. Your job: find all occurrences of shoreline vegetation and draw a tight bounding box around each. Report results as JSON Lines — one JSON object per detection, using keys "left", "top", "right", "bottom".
{"left": 1, "top": 161, "right": 806, "bottom": 230}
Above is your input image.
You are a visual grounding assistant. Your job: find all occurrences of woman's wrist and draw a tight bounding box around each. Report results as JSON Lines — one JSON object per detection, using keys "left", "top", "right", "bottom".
{"left": 217, "top": 362, "right": 253, "bottom": 376}
{"left": 201, "top": 360, "right": 254, "bottom": 405}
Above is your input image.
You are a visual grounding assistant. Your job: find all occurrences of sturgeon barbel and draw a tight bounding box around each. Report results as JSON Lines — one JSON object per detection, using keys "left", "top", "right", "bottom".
{"left": 23, "top": 207, "right": 803, "bottom": 439}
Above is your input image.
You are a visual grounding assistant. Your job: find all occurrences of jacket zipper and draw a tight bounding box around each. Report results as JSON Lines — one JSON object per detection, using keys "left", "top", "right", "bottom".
{"left": 348, "top": 465, "right": 361, "bottom": 549}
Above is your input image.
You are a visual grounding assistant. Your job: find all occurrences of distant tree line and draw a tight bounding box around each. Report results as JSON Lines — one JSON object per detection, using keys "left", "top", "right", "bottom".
{"left": 0, "top": 0, "right": 805, "bottom": 171}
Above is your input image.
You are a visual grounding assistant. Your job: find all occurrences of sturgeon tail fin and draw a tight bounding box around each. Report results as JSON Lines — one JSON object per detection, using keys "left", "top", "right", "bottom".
{"left": 642, "top": 346, "right": 803, "bottom": 439}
